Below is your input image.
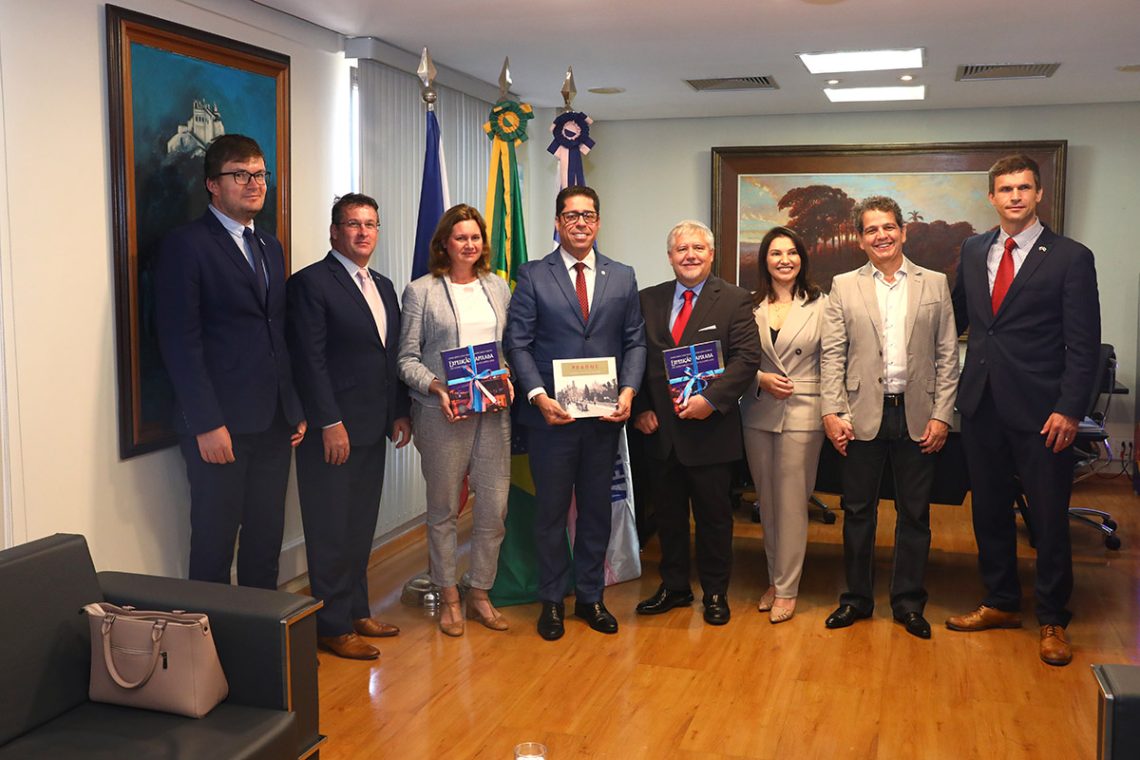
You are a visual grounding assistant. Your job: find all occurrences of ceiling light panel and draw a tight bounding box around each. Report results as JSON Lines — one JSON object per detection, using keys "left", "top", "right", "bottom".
{"left": 824, "top": 85, "right": 926, "bottom": 103}
{"left": 798, "top": 48, "right": 924, "bottom": 74}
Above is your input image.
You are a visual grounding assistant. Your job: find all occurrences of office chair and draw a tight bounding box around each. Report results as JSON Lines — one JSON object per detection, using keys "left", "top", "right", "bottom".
{"left": 1016, "top": 343, "right": 1121, "bottom": 550}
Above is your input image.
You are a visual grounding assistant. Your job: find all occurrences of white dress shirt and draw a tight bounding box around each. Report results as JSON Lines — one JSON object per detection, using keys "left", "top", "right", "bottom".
{"left": 872, "top": 264, "right": 908, "bottom": 394}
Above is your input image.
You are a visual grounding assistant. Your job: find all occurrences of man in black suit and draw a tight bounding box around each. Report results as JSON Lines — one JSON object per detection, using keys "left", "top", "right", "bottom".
{"left": 156, "top": 134, "right": 306, "bottom": 590}
{"left": 286, "top": 194, "right": 411, "bottom": 660}
{"left": 632, "top": 220, "right": 762, "bottom": 625}
{"left": 946, "top": 154, "right": 1101, "bottom": 666}
{"left": 504, "top": 186, "right": 647, "bottom": 640}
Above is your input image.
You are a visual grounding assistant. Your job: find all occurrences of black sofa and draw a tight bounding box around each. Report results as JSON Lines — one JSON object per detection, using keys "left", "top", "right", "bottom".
{"left": 0, "top": 533, "right": 324, "bottom": 759}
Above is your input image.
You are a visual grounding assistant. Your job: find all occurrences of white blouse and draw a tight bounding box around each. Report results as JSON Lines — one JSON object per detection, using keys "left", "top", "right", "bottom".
{"left": 446, "top": 276, "right": 498, "bottom": 347}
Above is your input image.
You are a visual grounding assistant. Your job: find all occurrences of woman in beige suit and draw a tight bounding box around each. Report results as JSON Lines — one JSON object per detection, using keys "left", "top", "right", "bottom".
{"left": 740, "top": 226, "right": 826, "bottom": 623}
{"left": 397, "top": 204, "right": 513, "bottom": 637}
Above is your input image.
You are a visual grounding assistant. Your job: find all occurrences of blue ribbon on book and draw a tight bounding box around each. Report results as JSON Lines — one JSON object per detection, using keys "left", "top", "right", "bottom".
{"left": 446, "top": 344, "right": 507, "bottom": 412}
{"left": 668, "top": 344, "right": 725, "bottom": 405}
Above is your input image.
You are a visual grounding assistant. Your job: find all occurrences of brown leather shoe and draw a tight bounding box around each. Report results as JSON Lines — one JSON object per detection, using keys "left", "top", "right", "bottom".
{"left": 1040, "top": 625, "right": 1073, "bottom": 666}
{"left": 353, "top": 617, "right": 400, "bottom": 638}
{"left": 945, "top": 605, "right": 1022, "bottom": 632}
{"left": 318, "top": 633, "right": 379, "bottom": 660}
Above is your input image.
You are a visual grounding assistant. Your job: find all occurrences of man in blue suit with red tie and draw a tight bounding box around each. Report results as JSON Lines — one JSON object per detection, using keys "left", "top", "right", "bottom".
{"left": 946, "top": 154, "right": 1101, "bottom": 666}
{"left": 505, "top": 186, "right": 647, "bottom": 640}
{"left": 155, "top": 134, "right": 306, "bottom": 590}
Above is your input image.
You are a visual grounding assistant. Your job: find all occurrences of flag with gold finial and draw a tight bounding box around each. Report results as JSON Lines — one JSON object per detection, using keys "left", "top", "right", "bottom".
{"left": 485, "top": 65, "right": 542, "bottom": 606}
{"left": 484, "top": 98, "right": 533, "bottom": 289}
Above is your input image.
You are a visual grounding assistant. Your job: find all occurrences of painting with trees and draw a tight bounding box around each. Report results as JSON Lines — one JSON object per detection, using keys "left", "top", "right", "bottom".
{"left": 735, "top": 173, "right": 991, "bottom": 292}
{"left": 711, "top": 142, "right": 1067, "bottom": 294}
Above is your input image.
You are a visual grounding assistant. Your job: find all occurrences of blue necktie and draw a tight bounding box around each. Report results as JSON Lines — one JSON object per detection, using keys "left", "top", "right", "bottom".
{"left": 241, "top": 227, "right": 268, "bottom": 305}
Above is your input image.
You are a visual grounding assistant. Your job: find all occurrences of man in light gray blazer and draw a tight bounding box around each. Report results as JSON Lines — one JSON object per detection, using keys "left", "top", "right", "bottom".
{"left": 819, "top": 195, "right": 959, "bottom": 639}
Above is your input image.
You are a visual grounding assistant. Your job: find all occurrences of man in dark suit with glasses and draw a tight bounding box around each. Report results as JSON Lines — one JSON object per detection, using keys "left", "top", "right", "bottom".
{"left": 155, "top": 134, "right": 306, "bottom": 590}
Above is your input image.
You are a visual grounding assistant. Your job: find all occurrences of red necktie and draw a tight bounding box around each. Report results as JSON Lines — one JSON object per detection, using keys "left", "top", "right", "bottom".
{"left": 991, "top": 236, "right": 1017, "bottom": 315}
{"left": 672, "top": 289, "right": 694, "bottom": 344}
{"left": 573, "top": 262, "right": 589, "bottom": 322}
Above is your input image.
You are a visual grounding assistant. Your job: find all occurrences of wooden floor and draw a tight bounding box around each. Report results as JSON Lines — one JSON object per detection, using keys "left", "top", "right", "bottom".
{"left": 316, "top": 473, "right": 1140, "bottom": 759}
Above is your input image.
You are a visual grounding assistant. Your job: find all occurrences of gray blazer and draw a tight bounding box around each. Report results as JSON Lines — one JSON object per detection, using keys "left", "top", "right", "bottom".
{"left": 820, "top": 258, "right": 959, "bottom": 441}
{"left": 397, "top": 272, "right": 512, "bottom": 407}
{"left": 741, "top": 293, "right": 827, "bottom": 433}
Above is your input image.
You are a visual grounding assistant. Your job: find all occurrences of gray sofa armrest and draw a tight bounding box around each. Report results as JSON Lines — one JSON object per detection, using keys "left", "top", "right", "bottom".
{"left": 98, "top": 572, "right": 323, "bottom": 759}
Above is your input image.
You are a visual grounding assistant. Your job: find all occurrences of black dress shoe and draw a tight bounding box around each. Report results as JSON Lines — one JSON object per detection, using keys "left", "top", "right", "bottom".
{"left": 895, "top": 611, "right": 932, "bottom": 639}
{"left": 635, "top": 585, "right": 694, "bottom": 615}
{"left": 703, "top": 593, "right": 731, "bottom": 626}
{"left": 824, "top": 604, "right": 871, "bottom": 629}
{"left": 574, "top": 600, "right": 619, "bottom": 634}
{"left": 537, "top": 601, "right": 565, "bottom": 641}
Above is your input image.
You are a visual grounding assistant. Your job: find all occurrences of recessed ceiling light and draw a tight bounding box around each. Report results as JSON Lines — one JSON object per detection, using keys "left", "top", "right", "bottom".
{"left": 798, "top": 48, "right": 924, "bottom": 74}
{"left": 824, "top": 85, "right": 926, "bottom": 103}
{"left": 827, "top": 78, "right": 841, "bottom": 85}
{"left": 587, "top": 86, "right": 625, "bottom": 94}
{"left": 899, "top": 74, "right": 914, "bottom": 81}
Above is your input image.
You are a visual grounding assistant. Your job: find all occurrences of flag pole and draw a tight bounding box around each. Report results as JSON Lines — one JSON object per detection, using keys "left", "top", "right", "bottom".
{"left": 402, "top": 46, "right": 450, "bottom": 611}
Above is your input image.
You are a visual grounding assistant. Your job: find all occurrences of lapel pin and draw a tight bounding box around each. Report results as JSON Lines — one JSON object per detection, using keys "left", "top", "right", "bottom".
{"left": 1038, "top": 246, "right": 1047, "bottom": 252}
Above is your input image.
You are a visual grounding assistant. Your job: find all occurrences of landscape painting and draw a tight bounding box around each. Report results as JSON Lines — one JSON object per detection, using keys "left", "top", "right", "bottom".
{"left": 711, "top": 142, "right": 1067, "bottom": 293}
{"left": 735, "top": 172, "right": 992, "bottom": 292}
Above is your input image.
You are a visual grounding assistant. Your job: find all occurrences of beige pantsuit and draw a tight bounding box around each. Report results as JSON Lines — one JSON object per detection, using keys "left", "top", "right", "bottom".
{"left": 397, "top": 272, "right": 513, "bottom": 589}
{"left": 740, "top": 294, "right": 827, "bottom": 599}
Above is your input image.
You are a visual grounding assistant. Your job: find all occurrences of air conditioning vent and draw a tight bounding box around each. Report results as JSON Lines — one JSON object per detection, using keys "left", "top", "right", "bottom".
{"left": 956, "top": 63, "right": 1060, "bottom": 81}
{"left": 686, "top": 76, "right": 779, "bottom": 92}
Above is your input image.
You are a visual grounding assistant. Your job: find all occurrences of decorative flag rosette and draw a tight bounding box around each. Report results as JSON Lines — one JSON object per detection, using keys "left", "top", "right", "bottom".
{"left": 548, "top": 111, "right": 594, "bottom": 188}
{"left": 485, "top": 100, "right": 534, "bottom": 145}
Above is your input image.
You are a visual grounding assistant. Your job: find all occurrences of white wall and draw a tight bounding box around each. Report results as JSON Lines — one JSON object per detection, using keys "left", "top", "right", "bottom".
{"left": 586, "top": 103, "right": 1140, "bottom": 444}
{"left": 0, "top": 0, "right": 350, "bottom": 577}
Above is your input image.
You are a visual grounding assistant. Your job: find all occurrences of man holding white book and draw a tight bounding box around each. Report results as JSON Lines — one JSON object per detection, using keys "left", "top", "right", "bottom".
{"left": 504, "top": 186, "right": 646, "bottom": 640}
{"left": 632, "top": 220, "right": 762, "bottom": 625}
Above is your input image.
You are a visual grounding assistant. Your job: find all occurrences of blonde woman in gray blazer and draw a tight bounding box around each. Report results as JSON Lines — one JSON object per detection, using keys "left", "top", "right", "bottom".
{"left": 740, "top": 227, "right": 827, "bottom": 624}
{"left": 397, "top": 204, "right": 513, "bottom": 637}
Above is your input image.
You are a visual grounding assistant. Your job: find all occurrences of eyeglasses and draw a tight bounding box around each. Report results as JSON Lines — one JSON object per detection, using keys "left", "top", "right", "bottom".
{"left": 559, "top": 210, "right": 599, "bottom": 224}
{"left": 337, "top": 220, "right": 380, "bottom": 231}
{"left": 216, "top": 170, "right": 271, "bottom": 186}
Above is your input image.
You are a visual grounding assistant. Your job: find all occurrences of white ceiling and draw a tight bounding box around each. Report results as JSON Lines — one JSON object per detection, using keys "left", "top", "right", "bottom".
{"left": 256, "top": 0, "right": 1140, "bottom": 120}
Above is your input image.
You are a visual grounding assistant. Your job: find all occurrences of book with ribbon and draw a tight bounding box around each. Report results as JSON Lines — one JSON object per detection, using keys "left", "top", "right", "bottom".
{"left": 441, "top": 342, "right": 510, "bottom": 416}
{"left": 663, "top": 340, "right": 724, "bottom": 413}
{"left": 552, "top": 356, "right": 618, "bottom": 418}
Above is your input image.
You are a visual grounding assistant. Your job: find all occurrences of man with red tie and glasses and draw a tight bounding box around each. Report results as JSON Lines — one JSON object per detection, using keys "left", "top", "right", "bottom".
{"left": 946, "top": 154, "right": 1101, "bottom": 666}
{"left": 504, "top": 186, "right": 646, "bottom": 641}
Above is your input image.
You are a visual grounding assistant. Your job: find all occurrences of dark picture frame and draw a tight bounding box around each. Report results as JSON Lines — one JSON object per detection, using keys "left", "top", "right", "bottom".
{"left": 711, "top": 141, "right": 1066, "bottom": 292}
{"left": 107, "top": 5, "right": 290, "bottom": 458}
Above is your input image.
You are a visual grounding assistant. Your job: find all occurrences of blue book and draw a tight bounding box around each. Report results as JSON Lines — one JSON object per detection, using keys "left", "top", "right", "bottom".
{"left": 663, "top": 340, "right": 724, "bottom": 412}
{"left": 440, "top": 342, "right": 509, "bottom": 416}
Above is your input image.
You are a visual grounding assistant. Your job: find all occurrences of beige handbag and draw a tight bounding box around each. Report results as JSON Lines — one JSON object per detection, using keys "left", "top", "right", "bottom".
{"left": 83, "top": 602, "right": 229, "bottom": 718}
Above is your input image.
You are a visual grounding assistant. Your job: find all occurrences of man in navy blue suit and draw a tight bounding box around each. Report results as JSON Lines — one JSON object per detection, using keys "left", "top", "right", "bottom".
{"left": 287, "top": 193, "right": 411, "bottom": 660}
{"left": 155, "top": 134, "right": 306, "bottom": 590}
{"left": 505, "top": 186, "right": 647, "bottom": 640}
{"left": 946, "top": 154, "right": 1100, "bottom": 666}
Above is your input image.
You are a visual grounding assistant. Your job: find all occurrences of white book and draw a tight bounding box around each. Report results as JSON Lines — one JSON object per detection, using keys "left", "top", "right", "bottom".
{"left": 552, "top": 357, "right": 619, "bottom": 418}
